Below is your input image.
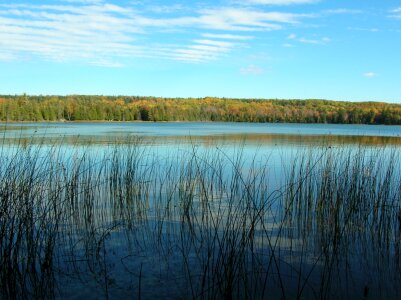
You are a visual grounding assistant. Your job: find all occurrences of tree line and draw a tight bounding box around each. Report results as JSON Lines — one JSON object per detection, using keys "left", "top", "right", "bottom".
{"left": 0, "top": 95, "right": 400, "bottom": 124}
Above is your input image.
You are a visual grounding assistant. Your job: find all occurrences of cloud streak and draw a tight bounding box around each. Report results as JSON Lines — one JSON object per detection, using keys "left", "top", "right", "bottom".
{"left": 287, "top": 33, "right": 330, "bottom": 44}
{"left": 389, "top": 7, "right": 401, "bottom": 19}
{"left": 0, "top": 1, "right": 312, "bottom": 65}
{"left": 243, "top": 0, "right": 319, "bottom": 5}
{"left": 201, "top": 33, "right": 254, "bottom": 40}
{"left": 323, "top": 9, "right": 363, "bottom": 15}
{"left": 363, "top": 72, "right": 378, "bottom": 78}
{"left": 240, "top": 64, "right": 264, "bottom": 75}
{"left": 348, "top": 27, "right": 379, "bottom": 32}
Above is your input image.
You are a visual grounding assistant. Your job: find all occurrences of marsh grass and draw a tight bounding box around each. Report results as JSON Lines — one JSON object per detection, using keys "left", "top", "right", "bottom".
{"left": 0, "top": 136, "right": 400, "bottom": 299}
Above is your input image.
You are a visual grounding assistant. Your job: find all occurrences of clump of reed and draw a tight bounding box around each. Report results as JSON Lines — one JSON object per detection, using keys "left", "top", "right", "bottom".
{"left": 0, "top": 138, "right": 400, "bottom": 299}
{"left": 283, "top": 147, "right": 401, "bottom": 299}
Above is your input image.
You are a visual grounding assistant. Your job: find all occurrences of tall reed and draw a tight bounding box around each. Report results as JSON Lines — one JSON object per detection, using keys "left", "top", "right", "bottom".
{"left": 0, "top": 138, "right": 400, "bottom": 299}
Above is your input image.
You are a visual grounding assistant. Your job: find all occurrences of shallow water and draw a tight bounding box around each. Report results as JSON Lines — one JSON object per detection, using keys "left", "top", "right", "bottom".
{"left": 1, "top": 121, "right": 401, "bottom": 137}
{"left": 0, "top": 122, "right": 400, "bottom": 299}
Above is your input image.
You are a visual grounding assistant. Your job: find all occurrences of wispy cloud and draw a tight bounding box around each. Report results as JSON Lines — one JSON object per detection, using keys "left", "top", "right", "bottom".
{"left": 201, "top": 33, "right": 254, "bottom": 40}
{"left": 240, "top": 64, "right": 264, "bottom": 75}
{"left": 63, "top": 0, "right": 104, "bottom": 3}
{"left": 298, "top": 37, "right": 330, "bottom": 44}
{"left": 363, "top": 72, "right": 378, "bottom": 78}
{"left": 193, "top": 39, "right": 236, "bottom": 48}
{"left": 0, "top": 1, "right": 312, "bottom": 65}
{"left": 172, "top": 8, "right": 306, "bottom": 31}
{"left": 157, "top": 38, "right": 240, "bottom": 63}
{"left": 147, "top": 4, "right": 187, "bottom": 14}
{"left": 323, "top": 9, "right": 363, "bottom": 15}
{"left": 287, "top": 33, "right": 330, "bottom": 44}
{"left": 0, "top": 2, "right": 144, "bottom": 66}
{"left": 243, "top": 0, "right": 319, "bottom": 5}
{"left": 389, "top": 7, "right": 401, "bottom": 19}
{"left": 348, "top": 27, "right": 379, "bottom": 32}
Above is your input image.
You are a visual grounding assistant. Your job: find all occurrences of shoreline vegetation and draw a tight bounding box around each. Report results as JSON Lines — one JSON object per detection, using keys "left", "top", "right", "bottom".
{"left": 1, "top": 95, "right": 401, "bottom": 124}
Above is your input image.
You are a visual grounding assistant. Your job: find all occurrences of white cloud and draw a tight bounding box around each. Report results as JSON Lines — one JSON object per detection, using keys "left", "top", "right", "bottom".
{"left": 363, "top": 72, "right": 378, "bottom": 78}
{"left": 147, "top": 4, "right": 187, "bottom": 14}
{"left": 298, "top": 37, "right": 330, "bottom": 44}
{"left": 129, "top": 7, "right": 306, "bottom": 32}
{"left": 175, "top": 8, "right": 304, "bottom": 31}
{"left": 243, "top": 0, "right": 319, "bottom": 5}
{"left": 163, "top": 38, "right": 238, "bottom": 63}
{"left": 190, "top": 45, "right": 226, "bottom": 52}
{"left": 324, "top": 9, "right": 363, "bottom": 15}
{"left": 0, "top": 3, "right": 144, "bottom": 65}
{"left": 287, "top": 33, "right": 329, "bottom": 44}
{"left": 389, "top": 7, "right": 401, "bottom": 19}
{"left": 63, "top": 0, "right": 104, "bottom": 3}
{"left": 0, "top": 1, "right": 311, "bottom": 65}
{"left": 348, "top": 27, "right": 379, "bottom": 32}
{"left": 201, "top": 33, "right": 254, "bottom": 40}
{"left": 240, "top": 64, "right": 264, "bottom": 75}
{"left": 193, "top": 39, "right": 235, "bottom": 48}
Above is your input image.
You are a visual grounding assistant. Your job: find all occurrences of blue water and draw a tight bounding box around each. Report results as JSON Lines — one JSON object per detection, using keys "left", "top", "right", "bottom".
{"left": 1, "top": 122, "right": 401, "bottom": 299}
{"left": 1, "top": 122, "right": 401, "bottom": 138}
{"left": 1, "top": 122, "right": 399, "bottom": 190}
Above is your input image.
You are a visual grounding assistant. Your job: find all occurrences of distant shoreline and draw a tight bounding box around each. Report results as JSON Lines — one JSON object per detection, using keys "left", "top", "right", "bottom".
{"left": 1, "top": 95, "right": 400, "bottom": 125}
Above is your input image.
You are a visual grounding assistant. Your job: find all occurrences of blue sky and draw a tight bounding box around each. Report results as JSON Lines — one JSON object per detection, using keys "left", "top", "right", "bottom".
{"left": 0, "top": 0, "right": 400, "bottom": 102}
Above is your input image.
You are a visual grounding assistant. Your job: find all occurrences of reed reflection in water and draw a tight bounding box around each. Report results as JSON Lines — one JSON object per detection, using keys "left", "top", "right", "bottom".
{"left": 0, "top": 137, "right": 400, "bottom": 299}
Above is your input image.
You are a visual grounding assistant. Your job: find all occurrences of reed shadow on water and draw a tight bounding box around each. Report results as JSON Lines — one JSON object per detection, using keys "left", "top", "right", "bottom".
{"left": 0, "top": 134, "right": 400, "bottom": 299}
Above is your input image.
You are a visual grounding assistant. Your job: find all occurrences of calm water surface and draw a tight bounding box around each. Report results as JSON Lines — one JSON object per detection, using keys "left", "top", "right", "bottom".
{"left": 2, "top": 121, "right": 401, "bottom": 138}
{"left": 1, "top": 122, "right": 400, "bottom": 299}
{"left": 2, "top": 122, "right": 399, "bottom": 185}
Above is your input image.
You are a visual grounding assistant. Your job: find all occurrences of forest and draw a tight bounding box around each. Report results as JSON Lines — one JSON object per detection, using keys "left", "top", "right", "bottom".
{"left": 0, "top": 95, "right": 400, "bottom": 124}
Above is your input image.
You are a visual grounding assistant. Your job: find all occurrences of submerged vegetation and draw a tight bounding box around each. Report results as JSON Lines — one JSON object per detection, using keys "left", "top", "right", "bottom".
{"left": 1, "top": 95, "right": 401, "bottom": 124}
{"left": 0, "top": 137, "right": 400, "bottom": 299}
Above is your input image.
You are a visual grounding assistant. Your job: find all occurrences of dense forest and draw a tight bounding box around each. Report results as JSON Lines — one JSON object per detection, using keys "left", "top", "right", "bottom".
{"left": 0, "top": 95, "right": 400, "bottom": 124}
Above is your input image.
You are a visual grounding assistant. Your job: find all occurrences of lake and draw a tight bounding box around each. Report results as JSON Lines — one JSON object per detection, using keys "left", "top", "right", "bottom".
{"left": 0, "top": 122, "right": 400, "bottom": 299}
{"left": 2, "top": 121, "right": 401, "bottom": 140}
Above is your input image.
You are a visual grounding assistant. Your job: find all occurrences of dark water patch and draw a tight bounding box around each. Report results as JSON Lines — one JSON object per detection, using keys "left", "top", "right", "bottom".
{"left": 0, "top": 141, "right": 400, "bottom": 299}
